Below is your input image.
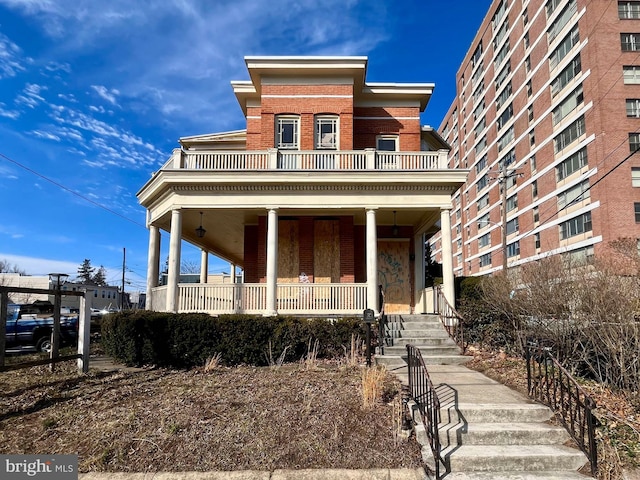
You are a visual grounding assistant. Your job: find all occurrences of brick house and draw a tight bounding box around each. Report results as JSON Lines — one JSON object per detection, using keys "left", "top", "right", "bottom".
{"left": 137, "top": 56, "right": 468, "bottom": 316}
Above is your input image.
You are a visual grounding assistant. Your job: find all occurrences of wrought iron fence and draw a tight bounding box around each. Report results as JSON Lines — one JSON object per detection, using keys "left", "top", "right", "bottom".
{"left": 434, "top": 286, "right": 466, "bottom": 352}
{"left": 406, "top": 344, "right": 445, "bottom": 478}
{"left": 526, "top": 344, "right": 598, "bottom": 476}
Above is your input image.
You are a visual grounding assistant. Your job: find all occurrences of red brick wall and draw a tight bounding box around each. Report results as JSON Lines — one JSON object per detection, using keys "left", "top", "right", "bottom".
{"left": 353, "top": 107, "right": 421, "bottom": 150}
{"left": 339, "top": 217, "right": 355, "bottom": 282}
{"left": 299, "top": 216, "right": 315, "bottom": 281}
{"left": 243, "top": 225, "right": 260, "bottom": 283}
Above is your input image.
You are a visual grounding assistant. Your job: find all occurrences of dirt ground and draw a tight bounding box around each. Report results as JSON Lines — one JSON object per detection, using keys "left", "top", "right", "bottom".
{"left": 0, "top": 359, "right": 423, "bottom": 473}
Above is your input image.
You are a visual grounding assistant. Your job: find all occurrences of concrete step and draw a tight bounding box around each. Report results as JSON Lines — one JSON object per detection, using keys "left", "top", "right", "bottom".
{"left": 375, "top": 354, "right": 471, "bottom": 371}
{"left": 434, "top": 471, "right": 592, "bottom": 479}
{"left": 431, "top": 444, "right": 588, "bottom": 472}
{"left": 416, "top": 422, "right": 571, "bottom": 446}
{"left": 393, "top": 337, "right": 456, "bottom": 346}
{"left": 441, "top": 403, "right": 554, "bottom": 424}
{"left": 383, "top": 345, "right": 463, "bottom": 357}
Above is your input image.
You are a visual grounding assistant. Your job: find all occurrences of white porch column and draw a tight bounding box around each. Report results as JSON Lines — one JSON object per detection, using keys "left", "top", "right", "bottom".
{"left": 366, "top": 208, "right": 379, "bottom": 315}
{"left": 265, "top": 208, "right": 278, "bottom": 316}
{"left": 230, "top": 264, "right": 236, "bottom": 284}
{"left": 200, "top": 250, "right": 208, "bottom": 284}
{"left": 166, "top": 208, "right": 182, "bottom": 313}
{"left": 440, "top": 208, "right": 455, "bottom": 307}
{"left": 414, "top": 232, "right": 426, "bottom": 313}
{"left": 145, "top": 225, "right": 161, "bottom": 310}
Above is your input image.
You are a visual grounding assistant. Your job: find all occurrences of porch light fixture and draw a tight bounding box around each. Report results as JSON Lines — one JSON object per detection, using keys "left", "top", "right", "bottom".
{"left": 48, "top": 273, "right": 69, "bottom": 289}
{"left": 392, "top": 210, "right": 399, "bottom": 237}
{"left": 195, "top": 211, "right": 206, "bottom": 238}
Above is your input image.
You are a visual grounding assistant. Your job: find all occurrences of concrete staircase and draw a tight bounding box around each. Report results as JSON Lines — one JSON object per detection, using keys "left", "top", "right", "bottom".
{"left": 375, "top": 314, "right": 470, "bottom": 372}
{"left": 374, "top": 315, "right": 592, "bottom": 479}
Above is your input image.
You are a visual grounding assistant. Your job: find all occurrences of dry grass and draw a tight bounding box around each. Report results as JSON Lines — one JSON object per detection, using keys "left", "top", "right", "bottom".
{"left": 0, "top": 359, "right": 423, "bottom": 473}
{"left": 361, "top": 365, "right": 387, "bottom": 408}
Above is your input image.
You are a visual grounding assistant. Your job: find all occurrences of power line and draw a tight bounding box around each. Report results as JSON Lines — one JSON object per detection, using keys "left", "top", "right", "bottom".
{"left": 0, "top": 151, "right": 146, "bottom": 229}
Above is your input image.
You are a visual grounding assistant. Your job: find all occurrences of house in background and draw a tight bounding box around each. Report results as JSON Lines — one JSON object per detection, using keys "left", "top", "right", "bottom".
{"left": 137, "top": 56, "right": 469, "bottom": 316}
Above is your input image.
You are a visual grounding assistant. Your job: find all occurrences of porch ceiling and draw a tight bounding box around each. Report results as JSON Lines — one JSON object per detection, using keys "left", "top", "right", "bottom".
{"left": 152, "top": 207, "right": 443, "bottom": 269}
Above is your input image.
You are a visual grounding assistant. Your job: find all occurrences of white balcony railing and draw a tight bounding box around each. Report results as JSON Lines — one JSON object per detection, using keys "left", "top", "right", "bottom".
{"left": 166, "top": 148, "right": 449, "bottom": 171}
{"left": 151, "top": 283, "right": 367, "bottom": 315}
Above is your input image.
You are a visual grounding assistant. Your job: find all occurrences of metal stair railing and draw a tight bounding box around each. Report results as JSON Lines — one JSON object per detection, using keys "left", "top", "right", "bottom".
{"left": 435, "top": 285, "right": 466, "bottom": 352}
{"left": 526, "top": 344, "right": 599, "bottom": 476}
{"left": 406, "top": 344, "right": 445, "bottom": 478}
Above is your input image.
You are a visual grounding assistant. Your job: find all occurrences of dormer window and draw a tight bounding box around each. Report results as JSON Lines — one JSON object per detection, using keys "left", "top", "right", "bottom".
{"left": 315, "top": 115, "right": 338, "bottom": 149}
{"left": 276, "top": 115, "right": 299, "bottom": 149}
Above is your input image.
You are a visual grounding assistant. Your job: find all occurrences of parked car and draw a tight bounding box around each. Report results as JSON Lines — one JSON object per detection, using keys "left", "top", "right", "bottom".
{"left": 4, "top": 303, "right": 79, "bottom": 353}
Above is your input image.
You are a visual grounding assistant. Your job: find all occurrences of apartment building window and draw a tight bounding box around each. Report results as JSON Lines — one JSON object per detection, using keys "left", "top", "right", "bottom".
{"left": 315, "top": 115, "right": 338, "bottom": 149}
{"left": 493, "top": 0, "right": 507, "bottom": 31}
{"left": 506, "top": 194, "right": 518, "bottom": 213}
{"left": 622, "top": 33, "right": 640, "bottom": 51}
{"left": 525, "top": 56, "right": 532, "bottom": 73}
{"left": 478, "top": 193, "right": 490, "bottom": 211}
{"left": 494, "top": 23, "right": 510, "bottom": 52}
{"left": 559, "top": 212, "right": 592, "bottom": 239}
{"left": 472, "top": 42, "right": 483, "bottom": 67}
{"left": 527, "top": 80, "right": 533, "bottom": 97}
{"left": 498, "top": 125, "right": 515, "bottom": 152}
{"left": 496, "top": 61, "right": 511, "bottom": 89}
{"left": 524, "top": 31, "right": 530, "bottom": 49}
{"left": 530, "top": 154, "right": 537, "bottom": 172}
{"left": 552, "top": 85, "right": 584, "bottom": 125}
{"left": 632, "top": 167, "right": 640, "bottom": 186}
{"left": 623, "top": 65, "right": 640, "bottom": 84}
{"left": 499, "top": 149, "right": 516, "bottom": 171}
{"left": 558, "top": 180, "right": 590, "bottom": 209}
{"left": 627, "top": 99, "right": 640, "bottom": 117}
{"left": 475, "top": 135, "right": 487, "bottom": 156}
{"left": 479, "top": 232, "right": 491, "bottom": 248}
{"left": 551, "top": 55, "right": 581, "bottom": 96}
{"left": 506, "top": 217, "right": 519, "bottom": 235}
{"left": 377, "top": 135, "right": 399, "bottom": 151}
{"left": 507, "top": 174, "right": 517, "bottom": 189}
{"left": 532, "top": 179, "right": 538, "bottom": 198}
{"left": 496, "top": 82, "right": 512, "bottom": 109}
{"left": 630, "top": 133, "right": 640, "bottom": 152}
{"left": 471, "top": 63, "right": 484, "bottom": 85}
{"left": 533, "top": 206, "right": 540, "bottom": 223}
{"left": 473, "top": 100, "right": 485, "bottom": 120}
{"left": 479, "top": 252, "right": 492, "bottom": 267}
{"left": 546, "top": 0, "right": 563, "bottom": 17}
{"left": 556, "top": 147, "right": 588, "bottom": 180}
{"left": 495, "top": 41, "right": 510, "bottom": 69}
{"left": 477, "top": 173, "right": 489, "bottom": 192}
{"left": 548, "top": 0, "right": 578, "bottom": 43}
{"left": 476, "top": 154, "right": 488, "bottom": 173}
{"left": 620, "top": 1, "right": 640, "bottom": 19}
{"left": 472, "top": 80, "right": 485, "bottom": 104}
{"left": 506, "top": 241, "right": 520, "bottom": 258}
{"left": 523, "top": 6, "right": 529, "bottom": 25}
{"left": 534, "top": 232, "right": 541, "bottom": 248}
{"left": 554, "top": 115, "right": 586, "bottom": 153}
{"left": 478, "top": 212, "right": 491, "bottom": 228}
{"left": 550, "top": 26, "right": 580, "bottom": 70}
{"left": 497, "top": 103, "right": 514, "bottom": 130}
{"left": 529, "top": 130, "right": 536, "bottom": 147}
{"left": 635, "top": 203, "right": 640, "bottom": 222}
{"left": 474, "top": 117, "right": 486, "bottom": 138}
{"left": 276, "top": 115, "right": 300, "bottom": 149}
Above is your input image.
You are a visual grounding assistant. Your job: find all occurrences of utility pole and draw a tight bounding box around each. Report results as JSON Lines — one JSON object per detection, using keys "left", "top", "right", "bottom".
{"left": 497, "top": 162, "right": 524, "bottom": 275}
{"left": 121, "top": 247, "right": 126, "bottom": 311}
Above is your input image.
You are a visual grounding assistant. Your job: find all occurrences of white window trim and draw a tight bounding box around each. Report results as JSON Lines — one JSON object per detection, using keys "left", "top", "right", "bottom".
{"left": 315, "top": 115, "right": 339, "bottom": 150}
{"left": 275, "top": 115, "right": 300, "bottom": 150}
{"left": 376, "top": 134, "right": 399, "bottom": 151}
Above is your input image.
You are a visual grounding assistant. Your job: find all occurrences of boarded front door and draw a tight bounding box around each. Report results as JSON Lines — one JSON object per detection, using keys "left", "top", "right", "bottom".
{"left": 378, "top": 240, "right": 411, "bottom": 314}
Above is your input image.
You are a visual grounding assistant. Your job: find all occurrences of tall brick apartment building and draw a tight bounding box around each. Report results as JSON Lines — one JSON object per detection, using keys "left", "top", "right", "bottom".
{"left": 432, "top": 0, "right": 640, "bottom": 276}
{"left": 137, "top": 56, "right": 468, "bottom": 316}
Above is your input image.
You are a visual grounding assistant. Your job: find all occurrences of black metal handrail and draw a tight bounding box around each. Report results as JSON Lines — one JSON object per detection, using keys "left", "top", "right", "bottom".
{"left": 435, "top": 286, "right": 466, "bottom": 352}
{"left": 406, "top": 344, "right": 444, "bottom": 478}
{"left": 526, "top": 344, "right": 598, "bottom": 476}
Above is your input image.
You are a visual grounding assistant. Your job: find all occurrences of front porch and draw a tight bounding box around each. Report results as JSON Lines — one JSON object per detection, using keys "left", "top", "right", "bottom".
{"left": 149, "top": 282, "right": 368, "bottom": 315}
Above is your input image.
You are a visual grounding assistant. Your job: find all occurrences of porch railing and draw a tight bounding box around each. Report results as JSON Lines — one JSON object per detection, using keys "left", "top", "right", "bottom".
{"left": 407, "top": 344, "right": 445, "bottom": 478}
{"left": 152, "top": 282, "right": 366, "bottom": 315}
{"left": 526, "top": 344, "right": 598, "bottom": 476}
{"left": 166, "top": 148, "right": 449, "bottom": 171}
{"left": 434, "top": 286, "right": 466, "bottom": 352}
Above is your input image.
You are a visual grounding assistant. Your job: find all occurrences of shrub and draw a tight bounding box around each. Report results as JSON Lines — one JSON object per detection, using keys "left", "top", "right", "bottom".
{"left": 102, "top": 312, "right": 365, "bottom": 368}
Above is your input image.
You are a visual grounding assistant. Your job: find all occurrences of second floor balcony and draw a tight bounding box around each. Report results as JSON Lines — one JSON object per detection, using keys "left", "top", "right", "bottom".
{"left": 163, "top": 148, "right": 450, "bottom": 172}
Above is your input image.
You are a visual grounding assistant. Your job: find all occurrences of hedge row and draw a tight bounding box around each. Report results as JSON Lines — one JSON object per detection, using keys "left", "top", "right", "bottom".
{"left": 101, "top": 311, "right": 366, "bottom": 368}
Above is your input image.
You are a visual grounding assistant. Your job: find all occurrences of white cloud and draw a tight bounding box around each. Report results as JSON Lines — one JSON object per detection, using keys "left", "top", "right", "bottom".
{"left": 31, "top": 129, "right": 61, "bottom": 141}
{"left": 15, "top": 83, "right": 47, "bottom": 108}
{"left": 0, "top": 32, "right": 28, "bottom": 78}
{"left": 91, "top": 85, "right": 119, "bottom": 105}
{"left": 0, "top": 102, "right": 20, "bottom": 119}
{"left": 0, "top": 253, "right": 79, "bottom": 277}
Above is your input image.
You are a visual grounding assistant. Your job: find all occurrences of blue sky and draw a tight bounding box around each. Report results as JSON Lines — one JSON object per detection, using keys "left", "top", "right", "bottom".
{"left": 0, "top": 0, "right": 491, "bottom": 292}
